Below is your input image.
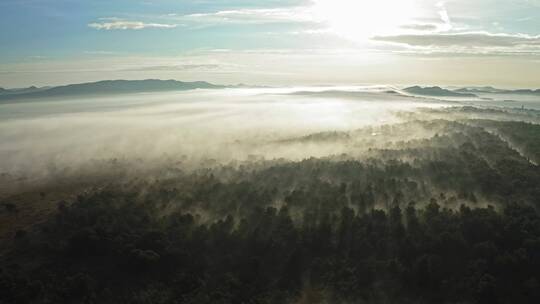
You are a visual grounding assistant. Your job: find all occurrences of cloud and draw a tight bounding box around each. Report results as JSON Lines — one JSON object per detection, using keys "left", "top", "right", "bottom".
{"left": 400, "top": 23, "right": 439, "bottom": 31}
{"left": 88, "top": 20, "right": 178, "bottom": 30}
{"left": 181, "top": 7, "right": 313, "bottom": 24}
{"left": 121, "top": 64, "right": 224, "bottom": 72}
{"left": 373, "top": 32, "right": 540, "bottom": 47}
{"left": 437, "top": 1, "right": 451, "bottom": 25}
{"left": 372, "top": 32, "right": 540, "bottom": 57}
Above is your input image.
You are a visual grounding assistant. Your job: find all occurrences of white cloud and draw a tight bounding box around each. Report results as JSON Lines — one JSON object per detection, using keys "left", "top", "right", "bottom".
{"left": 120, "top": 64, "right": 226, "bottom": 72}
{"left": 436, "top": 1, "right": 451, "bottom": 23}
{"left": 182, "top": 7, "right": 313, "bottom": 24}
{"left": 373, "top": 32, "right": 540, "bottom": 47}
{"left": 176, "top": 1, "right": 454, "bottom": 42}
{"left": 372, "top": 31, "right": 540, "bottom": 55}
{"left": 400, "top": 23, "right": 440, "bottom": 31}
{"left": 88, "top": 20, "right": 178, "bottom": 30}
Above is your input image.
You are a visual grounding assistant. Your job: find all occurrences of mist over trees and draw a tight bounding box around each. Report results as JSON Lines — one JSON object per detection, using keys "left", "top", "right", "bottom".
{"left": 1, "top": 93, "right": 540, "bottom": 304}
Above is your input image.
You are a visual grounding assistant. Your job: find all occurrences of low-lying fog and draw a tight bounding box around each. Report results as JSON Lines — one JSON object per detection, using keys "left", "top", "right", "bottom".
{"left": 1, "top": 85, "right": 528, "bottom": 178}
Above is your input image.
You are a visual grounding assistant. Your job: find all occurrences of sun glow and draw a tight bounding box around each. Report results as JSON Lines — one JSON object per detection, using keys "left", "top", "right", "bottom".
{"left": 311, "top": 0, "right": 418, "bottom": 42}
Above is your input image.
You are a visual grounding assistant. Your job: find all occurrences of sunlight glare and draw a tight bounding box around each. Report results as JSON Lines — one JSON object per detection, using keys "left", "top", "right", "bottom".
{"left": 311, "top": 0, "right": 417, "bottom": 41}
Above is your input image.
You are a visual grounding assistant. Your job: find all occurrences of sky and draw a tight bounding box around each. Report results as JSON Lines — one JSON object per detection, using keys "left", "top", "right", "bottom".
{"left": 0, "top": 0, "right": 539, "bottom": 88}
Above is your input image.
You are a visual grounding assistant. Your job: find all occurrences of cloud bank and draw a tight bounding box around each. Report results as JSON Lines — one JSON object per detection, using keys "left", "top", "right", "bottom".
{"left": 88, "top": 20, "right": 178, "bottom": 30}
{"left": 371, "top": 31, "right": 540, "bottom": 55}
{"left": 374, "top": 32, "right": 540, "bottom": 47}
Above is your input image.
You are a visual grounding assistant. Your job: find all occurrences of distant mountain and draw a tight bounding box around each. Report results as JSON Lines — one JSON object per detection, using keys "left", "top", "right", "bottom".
{"left": 0, "top": 79, "right": 229, "bottom": 101}
{"left": 454, "top": 86, "right": 507, "bottom": 94}
{"left": 455, "top": 87, "right": 540, "bottom": 95}
{"left": 0, "top": 86, "right": 49, "bottom": 96}
{"left": 511, "top": 89, "right": 540, "bottom": 95}
{"left": 403, "top": 86, "right": 477, "bottom": 97}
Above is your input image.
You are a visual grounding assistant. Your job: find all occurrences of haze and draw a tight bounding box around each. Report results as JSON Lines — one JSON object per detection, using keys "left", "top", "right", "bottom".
{"left": 0, "top": 87, "right": 451, "bottom": 176}
{"left": 2, "top": 1, "right": 540, "bottom": 304}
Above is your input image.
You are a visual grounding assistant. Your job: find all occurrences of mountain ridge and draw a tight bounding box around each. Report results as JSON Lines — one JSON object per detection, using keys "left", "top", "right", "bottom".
{"left": 456, "top": 87, "right": 540, "bottom": 95}
{"left": 403, "top": 86, "right": 477, "bottom": 97}
{"left": 0, "top": 79, "right": 232, "bottom": 102}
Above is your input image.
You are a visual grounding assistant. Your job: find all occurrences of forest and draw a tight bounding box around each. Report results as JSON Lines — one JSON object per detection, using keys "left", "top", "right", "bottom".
{"left": 1, "top": 106, "right": 540, "bottom": 304}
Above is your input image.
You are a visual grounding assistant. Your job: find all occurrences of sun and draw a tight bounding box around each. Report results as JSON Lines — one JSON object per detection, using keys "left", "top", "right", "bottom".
{"left": 310, "top": 0, "right": 417, "bottom": 42}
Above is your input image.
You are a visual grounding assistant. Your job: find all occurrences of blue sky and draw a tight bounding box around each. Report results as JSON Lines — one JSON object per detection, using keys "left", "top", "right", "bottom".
{"left": 1, "top": 0, "right": 539, "bottom": 87}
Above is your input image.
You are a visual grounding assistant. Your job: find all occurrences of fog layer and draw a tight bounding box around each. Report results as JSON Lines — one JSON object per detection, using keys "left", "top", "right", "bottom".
{"left": 0, "top": 86, "right": 455, "bottom": 176}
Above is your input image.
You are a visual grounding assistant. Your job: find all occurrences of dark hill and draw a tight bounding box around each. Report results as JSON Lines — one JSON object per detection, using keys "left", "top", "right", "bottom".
{"left": 404, "top": 86, "right": 477, "bottom": 97}
{"left": 455, "top": 86, "right": 540, "bottom": 95}
{"left": 0, "top": 79, "right": 227, "bottom": 101}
